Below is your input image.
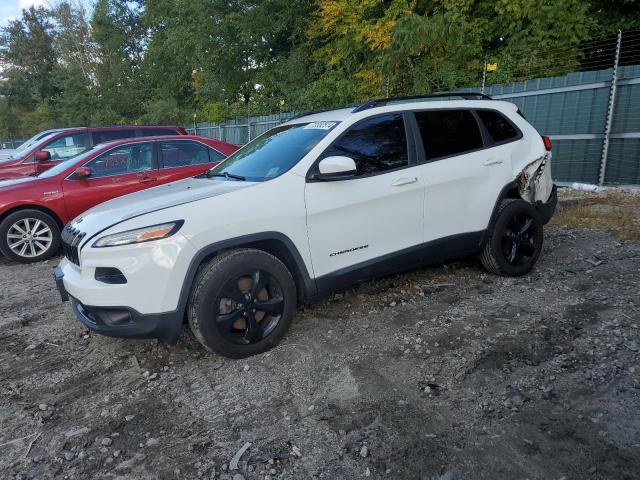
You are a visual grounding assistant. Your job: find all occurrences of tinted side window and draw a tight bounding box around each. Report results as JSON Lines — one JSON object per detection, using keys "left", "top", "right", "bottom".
{"left": 93, "top": 129, "right": 136, "bottom": 144}
{"left": 477, "top": 110, "right": 518, "bottom": 143}
{"left": 42, "top": 133, "right": 90, "bottom": 160}
{"left": 160, "top": 141, "right": 210, "bottom": 167}
{"left": 85, "top": 143, "right": 154, "bottom": 178}
{"left": 323, "top": 114, "right": 408, "bottom": 176}
{"left": 140, "top": 128, "right": 177, "bottom": 137}
{"left": 415, "top": 110, "right": 483, "bottom": 160}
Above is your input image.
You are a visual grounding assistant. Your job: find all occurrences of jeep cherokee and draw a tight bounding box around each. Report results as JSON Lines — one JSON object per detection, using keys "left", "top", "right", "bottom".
{"left": 54, "top": 94, "right": 557, "bottom": 358}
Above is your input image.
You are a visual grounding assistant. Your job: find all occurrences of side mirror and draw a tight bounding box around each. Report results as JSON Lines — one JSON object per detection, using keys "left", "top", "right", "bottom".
{"left": 34, "top": 151, "right": 51, "bottom": 162}
{"left": 313, "top": 156, "right": 357, "bottom": 181}
{"left": 73, "top": 166, "right": 92, "bottom": 179}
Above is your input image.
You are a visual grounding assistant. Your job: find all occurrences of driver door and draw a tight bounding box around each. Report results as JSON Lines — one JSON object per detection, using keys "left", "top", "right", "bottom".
{"left": 62, "top": 142, "right": 158, "bottom": 220}
{"left": 304, "top": 113, "right": 425, "bottom": 285}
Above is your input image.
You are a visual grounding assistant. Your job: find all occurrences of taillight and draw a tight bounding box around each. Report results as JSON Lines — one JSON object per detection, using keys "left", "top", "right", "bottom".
{"left": 542, "top": 136, "right": 552, "bottom": 151}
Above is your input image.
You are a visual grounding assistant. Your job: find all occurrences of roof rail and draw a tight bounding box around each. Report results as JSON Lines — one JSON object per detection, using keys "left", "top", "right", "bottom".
{"left": 351, "top": 92, "right": 492, "bottom": 113}
{"left": 287, "top": 107, "right": 347, "bottom": 121}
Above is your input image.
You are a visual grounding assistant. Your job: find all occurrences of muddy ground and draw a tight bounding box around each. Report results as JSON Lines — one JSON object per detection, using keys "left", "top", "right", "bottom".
{"left": 1, "top": 191, "right": 639, "bottom": 480}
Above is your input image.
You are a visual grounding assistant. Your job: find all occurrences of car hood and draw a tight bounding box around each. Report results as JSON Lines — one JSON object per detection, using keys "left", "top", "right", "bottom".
{"left": 74, "top": 177, "right": 256, "bottom": 237}
{"left": 0, "top": 154, "right": 19, "bottom": 163}
{"left": 0, "top": 176, "right": 39, "bottom": 190}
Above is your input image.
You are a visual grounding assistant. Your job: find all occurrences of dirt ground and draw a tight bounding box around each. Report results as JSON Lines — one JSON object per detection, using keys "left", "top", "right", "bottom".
{"left": 1, "top": 189, "right": 640, "bottom": 480}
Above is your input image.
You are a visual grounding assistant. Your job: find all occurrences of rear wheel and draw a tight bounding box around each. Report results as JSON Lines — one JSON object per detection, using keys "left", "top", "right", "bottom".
{"left": 480, "top": 199, "right": 543, "bottom": 276}
{"left": 188, "top": 249, "right": 296, "bottom": 358}
{"left": 0, "top": 210, "right": 60, "bottom": 263}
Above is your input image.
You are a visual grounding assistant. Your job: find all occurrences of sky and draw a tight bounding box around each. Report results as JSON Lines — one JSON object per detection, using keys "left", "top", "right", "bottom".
{"left": 1, "top": 0, "right": 52, "bottom": 26}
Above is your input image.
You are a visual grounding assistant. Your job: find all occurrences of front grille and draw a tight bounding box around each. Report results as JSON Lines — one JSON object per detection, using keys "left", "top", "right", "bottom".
{"left": 61, "top": 224, "right": 86, "bottom": 266}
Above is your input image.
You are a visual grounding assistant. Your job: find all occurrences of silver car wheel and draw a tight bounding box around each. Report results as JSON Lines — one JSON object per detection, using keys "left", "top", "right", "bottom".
{"left": 6, "top": 218, "right": 53, "bottom": 258}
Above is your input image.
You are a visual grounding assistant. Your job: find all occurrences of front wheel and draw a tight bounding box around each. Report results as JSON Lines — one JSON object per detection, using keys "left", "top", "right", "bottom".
{"left": 480, "top": 199, "right": 543, "bottom": 276}
{"left": 0, "top": 210, "right": 60, "bottom": 263}
{"left": 188, "top": 249, "right": 297, "bottom": 358}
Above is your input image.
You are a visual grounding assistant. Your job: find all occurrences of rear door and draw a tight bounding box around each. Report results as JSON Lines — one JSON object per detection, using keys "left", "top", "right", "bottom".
{"left": 414, "top": 109, "right": 512, "bottom": 243}
{"left": 62, "top": 142, "right": 158, "bottom": 219}
{"left": 157, "top": 139, "right": 225, "bottom": 183}
{"left": 305, "top": 113, "right": 425, "bottom": 280}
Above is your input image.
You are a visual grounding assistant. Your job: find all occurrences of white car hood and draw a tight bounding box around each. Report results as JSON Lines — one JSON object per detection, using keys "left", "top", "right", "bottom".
{"left": 74, "top": 177, "right": 255, "bottom": 237}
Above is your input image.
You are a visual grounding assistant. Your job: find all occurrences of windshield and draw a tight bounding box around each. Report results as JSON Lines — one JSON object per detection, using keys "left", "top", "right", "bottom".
{"left": 14, "top": 129, "right": 60, "bottom": 154}
{"left": 7, "top": 132, "right": 59, "bottom": 160}
{"left": 208, "top": 121, "right": 338, "bottom": 182}
{"left": 37, "top": 148, "right": 97, "bottom": 178}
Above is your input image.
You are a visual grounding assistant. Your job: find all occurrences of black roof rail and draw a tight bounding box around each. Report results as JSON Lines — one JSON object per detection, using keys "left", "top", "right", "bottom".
{"left": 351, "top": 92, "right": 492, "bottom": 113}
{"left": 287, "top": 107, "right": 349, "bottom": 121}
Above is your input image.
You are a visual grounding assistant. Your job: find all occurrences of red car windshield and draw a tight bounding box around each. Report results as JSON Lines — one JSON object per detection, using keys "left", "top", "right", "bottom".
{"left": 4, "top": 132, "right": 60, "bottom": 161}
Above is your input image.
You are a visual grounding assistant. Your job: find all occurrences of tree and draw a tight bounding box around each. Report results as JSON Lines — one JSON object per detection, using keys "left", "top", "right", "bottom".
{"left": 91, "top": 0, "right": 146, "bottom": 122}
{"left": 0, "top": 6, "right": 59, "bottom": 109}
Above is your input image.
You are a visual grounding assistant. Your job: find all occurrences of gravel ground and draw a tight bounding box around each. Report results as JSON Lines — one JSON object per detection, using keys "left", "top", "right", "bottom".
{"left": 1, "top": 193, "right": 639, "bottom": 480}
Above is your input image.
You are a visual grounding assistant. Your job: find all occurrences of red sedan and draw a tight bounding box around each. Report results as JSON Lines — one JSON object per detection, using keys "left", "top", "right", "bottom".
{"left": 0, "top": 135, "right": 238, "bottom": 263}
{"left": 0, "top": 125, "right": 188, "bottom": 180}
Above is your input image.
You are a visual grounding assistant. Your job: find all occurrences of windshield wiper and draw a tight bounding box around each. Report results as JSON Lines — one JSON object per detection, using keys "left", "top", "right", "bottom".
{"left": 208, "top": 171, "right": 246, "bottom": 181}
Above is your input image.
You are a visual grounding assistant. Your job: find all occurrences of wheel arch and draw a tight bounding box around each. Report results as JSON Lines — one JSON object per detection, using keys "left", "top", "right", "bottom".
{"left": 0, "top": 204, "right": 64, "bottom": 230}
{"left": 480, "top": 181, "right": 522, "bottom": 247}
{"left": 176, "top": 232, "right": 316, "bottom": 322}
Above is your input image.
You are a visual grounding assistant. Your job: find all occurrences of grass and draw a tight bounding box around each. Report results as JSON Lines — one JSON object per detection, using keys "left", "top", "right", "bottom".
{"left": 549, "top": 189, "right": 640, "bottom": 241}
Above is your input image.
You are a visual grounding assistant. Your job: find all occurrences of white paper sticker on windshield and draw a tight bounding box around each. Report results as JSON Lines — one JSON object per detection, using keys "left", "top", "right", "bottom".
{"left": 304, "top": 121, "right": 336, "bottom": 130}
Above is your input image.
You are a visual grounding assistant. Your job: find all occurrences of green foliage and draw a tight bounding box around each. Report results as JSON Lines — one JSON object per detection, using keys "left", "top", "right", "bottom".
{"left": 0, "top": 0, "right": 638, "bottom": 138}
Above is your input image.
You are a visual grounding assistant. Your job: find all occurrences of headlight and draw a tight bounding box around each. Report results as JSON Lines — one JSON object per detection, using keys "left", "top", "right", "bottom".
{"left": 93, "top": 221, "right": 184, "bottom": 248}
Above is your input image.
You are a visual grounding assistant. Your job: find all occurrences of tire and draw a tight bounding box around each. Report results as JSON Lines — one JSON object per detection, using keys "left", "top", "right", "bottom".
{"left": 188, "top": 248, "right": 297, "bottom": 358}
{"left": 480, "top": 199, "right": 543, "bottom": 277}
{"left": 0, "top": 209, "right": 60, "bottom": 263}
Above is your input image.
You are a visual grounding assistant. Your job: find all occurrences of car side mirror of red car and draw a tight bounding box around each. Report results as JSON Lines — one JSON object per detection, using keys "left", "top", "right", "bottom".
{"left": 34, "top": 150, "right": 51, "bottom": 162}
{"left": 73, "top": 166, "right": 92, "bottom": 179}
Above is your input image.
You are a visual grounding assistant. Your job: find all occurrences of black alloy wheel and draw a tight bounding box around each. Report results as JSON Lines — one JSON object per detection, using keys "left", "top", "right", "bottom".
{"left": 216, "top": 270, "right": 285, "bottom": 345}
{"left": 501, "top": 214, "right": 540, "bottom": 266}
{"left": 188, "top": 248, "right": 296, "bottom": 358}
{"left": 480, "top": 199, "right": 544, "bottom": 276}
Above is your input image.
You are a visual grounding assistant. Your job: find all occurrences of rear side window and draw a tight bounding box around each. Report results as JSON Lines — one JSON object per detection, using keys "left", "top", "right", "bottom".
{"left": 160, "top": 141, "right": 211, "bottom": 167}
{"left": 322, "top": 114, "right": 408, "bottom": 176}
{"left": 92, "top": 129, "right": 136, "bottom": 144}
{"left": 477, "top": 110, "right": 518, "bottom": 143}
{"left": 415, "top": 110, "right": 483, "bottom": 160}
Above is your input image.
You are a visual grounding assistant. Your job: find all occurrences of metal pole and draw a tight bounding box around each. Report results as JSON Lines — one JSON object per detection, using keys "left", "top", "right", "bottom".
{"left": 247, "top": 103, "right": 251, "bottom": 143}
{"left": 599, "top": 30, "right": 622, "bottom": 186}
{"left": 481, "top": 59, "right": 487, "bottom": 94}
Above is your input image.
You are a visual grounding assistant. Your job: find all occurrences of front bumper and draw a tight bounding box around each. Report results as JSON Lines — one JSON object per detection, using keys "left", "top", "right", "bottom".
{"left": 54, "top": 266, "right": 183, "bottom": 344}
{"left": 536, "top": 184, "right": 557, "bottom": 224}
{"left": 71, "top": 299, "right": 183, "bottom": 344}
{"left": 54, "top": 232, "right": 195, "bottom": 344}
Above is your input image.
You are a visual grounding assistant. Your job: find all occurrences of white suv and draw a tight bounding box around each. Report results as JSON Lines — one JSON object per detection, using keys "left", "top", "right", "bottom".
{"left": 54, "top": 94, "right": 557, "bottom": 358}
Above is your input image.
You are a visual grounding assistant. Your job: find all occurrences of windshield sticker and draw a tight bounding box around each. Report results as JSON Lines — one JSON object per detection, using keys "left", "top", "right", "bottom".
{"left": 304, "top": 121, "right": 337, "bottom": 130}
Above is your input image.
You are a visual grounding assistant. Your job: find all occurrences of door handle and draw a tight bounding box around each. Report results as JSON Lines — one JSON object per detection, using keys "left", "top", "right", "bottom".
{"left": 483, "top": 159, "right": 503, "bottom": 166}
{"left": 139, "top": 176, "right": 157, "bottom": 184}
{"left": 392, "top": 177, "right": 418, "bottom": 187}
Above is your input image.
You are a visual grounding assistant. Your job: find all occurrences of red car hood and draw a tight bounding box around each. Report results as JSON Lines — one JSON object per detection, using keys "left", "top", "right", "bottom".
{"left": 0, "top": 176, "right": 40, "bottom": 190}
